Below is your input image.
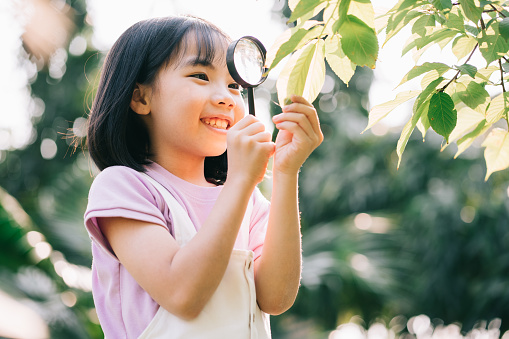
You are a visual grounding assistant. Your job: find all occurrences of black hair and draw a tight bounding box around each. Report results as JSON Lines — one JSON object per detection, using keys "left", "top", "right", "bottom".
{"left": 87, "top": 15, "right": 230, "bottom": 184}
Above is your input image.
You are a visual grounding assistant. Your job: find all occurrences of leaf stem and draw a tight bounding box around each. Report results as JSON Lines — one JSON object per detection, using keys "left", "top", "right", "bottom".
{"left": 489, "top": 4, "right": 507, "bottom": 18}
{"left": 499, "top": 58, "right": 506, "bottom": 93}
{"left": 499, "top": 57, "right": 509, "bottom": 127}
{"left": 320, "top": 1, "right": 340, "bottom": 38}
{"left": 440, "top": 44, "right": 479, "bottom": 91}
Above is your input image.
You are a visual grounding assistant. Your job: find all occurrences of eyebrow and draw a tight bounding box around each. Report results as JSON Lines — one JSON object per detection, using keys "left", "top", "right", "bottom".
{"left": 180, "top": 57, "right": 216, "bottom": 70}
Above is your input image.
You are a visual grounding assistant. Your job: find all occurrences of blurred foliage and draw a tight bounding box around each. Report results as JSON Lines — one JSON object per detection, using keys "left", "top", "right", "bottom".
{"left": 1, "top": 0, "right": 509, "bottom": 338}
{"left": 269, "top": 2, "right": 509, "bottom": 338}
{"left": 0, "top": 0, "right": 102, "bottom": 337}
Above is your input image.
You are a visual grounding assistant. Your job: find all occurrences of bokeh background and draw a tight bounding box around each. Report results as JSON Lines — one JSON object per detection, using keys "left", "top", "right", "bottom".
{"left": 1, "top": 0, "right": 509, "bottom": 338}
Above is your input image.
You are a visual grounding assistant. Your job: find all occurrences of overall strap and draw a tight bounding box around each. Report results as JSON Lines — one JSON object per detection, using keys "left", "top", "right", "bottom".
{"left": 141, "top": 173, "right": 196, "bottom": 246}
{"left": 142, "top": 172, "right": 253, "bottom": 250}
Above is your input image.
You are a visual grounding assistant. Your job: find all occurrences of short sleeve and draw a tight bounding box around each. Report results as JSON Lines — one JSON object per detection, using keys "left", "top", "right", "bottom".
{"left": 84, "top": 166, "right": 169, "bottom": 259}
{"left": 249, "top": 186, "right": 270, "bottom": 261}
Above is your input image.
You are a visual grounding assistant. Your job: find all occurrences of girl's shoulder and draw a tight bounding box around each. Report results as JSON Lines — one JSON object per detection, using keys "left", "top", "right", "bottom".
{"left": 90, "top": 165, "right": 150, "bottom": 192}
{"left": 88, "top": 165, "right": 164, "bottom": 209}
{"left": 85, "top": 165, "right": 170, "bottom": 239}
{"left": 94, "top": 165, "right": 143, "bottom": 182}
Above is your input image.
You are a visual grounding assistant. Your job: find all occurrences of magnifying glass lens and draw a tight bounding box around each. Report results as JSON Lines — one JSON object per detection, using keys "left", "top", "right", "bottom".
{"left": 234, "top": 39, "right": 264, "bottom": 85}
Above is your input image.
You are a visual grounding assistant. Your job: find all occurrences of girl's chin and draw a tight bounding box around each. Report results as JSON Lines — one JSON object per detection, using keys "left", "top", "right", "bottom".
{"left": 205, "top": 147, "right": 227, "bottom": 157}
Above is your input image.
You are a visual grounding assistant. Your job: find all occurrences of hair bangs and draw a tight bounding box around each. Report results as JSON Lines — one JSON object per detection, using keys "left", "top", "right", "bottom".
{"left": 167, "top": 20, "right": 230, "bottom": 70}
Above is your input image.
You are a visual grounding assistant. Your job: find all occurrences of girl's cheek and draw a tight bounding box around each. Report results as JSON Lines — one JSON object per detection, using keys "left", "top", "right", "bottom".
{"left": 235, "top": 103, "right": 246, "bottom": 119}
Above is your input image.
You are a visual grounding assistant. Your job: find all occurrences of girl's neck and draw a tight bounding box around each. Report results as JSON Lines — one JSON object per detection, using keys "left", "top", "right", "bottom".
{"left": 152, "top": 155, "right": 215, "bottom": 187}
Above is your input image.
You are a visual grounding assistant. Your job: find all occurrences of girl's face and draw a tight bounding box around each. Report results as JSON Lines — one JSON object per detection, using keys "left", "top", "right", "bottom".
{"left": 140, "top": 35, "right": 246, "bottom": 165}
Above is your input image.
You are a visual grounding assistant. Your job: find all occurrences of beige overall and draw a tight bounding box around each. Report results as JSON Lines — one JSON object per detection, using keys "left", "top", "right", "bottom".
{"left": 138, "top": 174, "right": 271, "bottom": 339}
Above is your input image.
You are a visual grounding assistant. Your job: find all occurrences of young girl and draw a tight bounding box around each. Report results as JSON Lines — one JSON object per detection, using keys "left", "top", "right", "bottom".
{"left": 84, "top": 15, "right": 323, "bottom": 338}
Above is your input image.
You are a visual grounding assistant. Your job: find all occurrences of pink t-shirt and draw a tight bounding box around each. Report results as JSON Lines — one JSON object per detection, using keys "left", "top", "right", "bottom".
{"left": 84, "top": 162, "right": 270, "bottom": 338}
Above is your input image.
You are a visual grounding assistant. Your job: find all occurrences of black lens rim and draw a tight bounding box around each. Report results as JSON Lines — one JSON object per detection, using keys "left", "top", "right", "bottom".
{"left": 226, "top": 36, "right": 268, "bottom": 88}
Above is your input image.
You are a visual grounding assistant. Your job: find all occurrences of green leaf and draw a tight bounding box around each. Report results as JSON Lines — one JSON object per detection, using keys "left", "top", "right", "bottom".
{"left": 323, "top": 1, "right": 340, "bottom": 34}
{"left": 414, "top": 28, "right": 458, "bottom": 50}
{"left": 460, "top": 0, "right": 482, "bottom": 23}
{"left": 456, "top": 64, "right": 477, "bottom": 78}
{"left": 268, "top": 25, "right": 322, "bottom": 70}
{"left": 363, "top": 90, "right": 420, "bottom": 133}
{"left": 398, "top": 62, "right": 450, "bottom": 87}
{"left": 428, "top": 92, "right": 457, "bottom": 142}
{"left": 338, "top": 0, "right": 352, "bottom": 24}
{"left": 277, "top": 39, "right": 326, "bottom": 106}
{"left": 296, "top": 2, "right": 328, "bottom": 28}
{"left": 397, "top": 98, "right": 430, "bottom": 169}
{"left": 453, "top": 80, "right": 490, "bottom": 109}
{"left": 446, "top": 106, "right": 486, "bottom": 145}
{"left": 464, "top": 24, "right": 479, "bottom": 36}
{"left": 486, "top": 17, "right": 499, "bottom": 28}
{"left": 349, "top": 0, "right": 375, "bottom": 29}
{"left": 455, "top": 119, "right": 490, "bottom": 157}
{"left": 396, "top": 77, "right": 444, "bottom": 168}
{"left": 385, "top": 10, "right": 424, "bottom": 44}
{"left": 338, "top": 15, "right": 379, "bottom": 68}
{"left": 401, "top": 34, "right": 418, "bottom": 57}
{"left": 433, "top": 0, "right": 453, "bottom": 10}
{"left": 325, "top": 34, "right": 357, "bottom": 86}
{"left": 482, "top": 128, "right": 509, "bottom": 180}
{"left": 445, "top": 11, "right": 465, "bottom": 32}
{"left": 421, "top": 70, "right": 445, "bottom": 89}
{"left": 434, "top": 11, "right": 447, "bottom": 25}
{"left": 452, "top": 35, "right": 477, "bottom": 61}
{"left": 289, "top": 0, "right": 301, "bottom": 11}
{"left": 416, "top": 107, "right": 431, "bottom": 140}
{"left": 499, "top": 17, "right": 509, "bottom": 41}
{"left": 412, "top": 15, "right": 434, "bottom": 37}
{"left": 289, "top": 0, "right": 326, "bottom": 23}
{"left": 396, "top": 0, "right": 426, "bottom": 12}
{"left": 486, "top": 92, "right": 509, "bottom": 124}
{"left": 479, "top": 22, "right": 509, "bottom": 65}
{"left": 475, "top": 65, "right": 499, "bottom": 82}
{"left": 331, "top": 0, "right": 353, "bottom": 32}
{"left": 417, "top": 76, "right": 445, "bottom": 107}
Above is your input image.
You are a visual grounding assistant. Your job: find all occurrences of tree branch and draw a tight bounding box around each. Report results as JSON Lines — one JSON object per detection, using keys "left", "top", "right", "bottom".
{"left": 489, "top": 4, "right": 507, "bottom": 18}
{"left": 440, "top": 44, "right": 479, "bottom": 92}
{"left": 499, "top": 59, "right": 506, "bottom": 93}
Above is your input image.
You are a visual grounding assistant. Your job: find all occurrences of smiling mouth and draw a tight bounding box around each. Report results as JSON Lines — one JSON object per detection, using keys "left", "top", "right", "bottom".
{"left": 201, "top": 118, "right": 230, "bottom": 130}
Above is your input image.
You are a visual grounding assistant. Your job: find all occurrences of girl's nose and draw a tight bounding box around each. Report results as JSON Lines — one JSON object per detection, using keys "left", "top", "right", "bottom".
{"left": 212, "top": 87, "right": 236, "bottom": 109}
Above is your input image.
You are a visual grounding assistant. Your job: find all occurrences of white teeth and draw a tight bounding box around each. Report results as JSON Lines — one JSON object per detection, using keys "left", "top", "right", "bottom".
{"left": 202, "top": 118, "right": 229, "bottom": 130}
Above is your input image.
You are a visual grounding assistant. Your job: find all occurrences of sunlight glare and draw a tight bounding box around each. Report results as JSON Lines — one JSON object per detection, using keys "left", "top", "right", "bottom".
{"left": 26, "top": 230, "right": 44, "bottom": 246}
{"left": 34, "top": 241, "right": 52, "bottom": 260}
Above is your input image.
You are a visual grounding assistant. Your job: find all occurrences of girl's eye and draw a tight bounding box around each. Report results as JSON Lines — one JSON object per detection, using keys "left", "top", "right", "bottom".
{"left": 229, "top": 83, "right": 240, "bottom": 90}
{"left": 191, "top": 73, "right": 209, "bottom": 81}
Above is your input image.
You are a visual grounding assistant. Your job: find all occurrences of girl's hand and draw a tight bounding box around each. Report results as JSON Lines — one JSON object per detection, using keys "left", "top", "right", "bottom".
{"left": 272, "top": 95, "right": 323, "bottom": 176}
{"left": 226, "top": 115, "right": 275, "bottom": 187}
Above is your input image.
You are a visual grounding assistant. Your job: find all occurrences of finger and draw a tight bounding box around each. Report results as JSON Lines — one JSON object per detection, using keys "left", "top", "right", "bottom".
{"left": 230, "top": 118, "right": 266, "bottom": 136}
{"left": 288, "top": 94, "right": 312, "bottom": 107}
{"left": 250, "top": 131, "right": 273, "bottom": 143}
{"left": 273, "top": 112, "right": 315, "bottom": 140}
{"left": 241, "top": 121, "right": 267, "bottom": 136}
{"left": 230, "top": 114, "right": 260, "bottom": 131}
{"left": 274, "top": 121, "right": 315, "bottom": 145}
{"left": 282, "top": 99, "right": 321, "bottom": 137}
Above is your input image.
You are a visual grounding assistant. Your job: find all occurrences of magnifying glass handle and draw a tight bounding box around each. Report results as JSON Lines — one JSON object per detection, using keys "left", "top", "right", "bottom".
{"left": 247, "top": 87, "right": 255, "bottom": 116}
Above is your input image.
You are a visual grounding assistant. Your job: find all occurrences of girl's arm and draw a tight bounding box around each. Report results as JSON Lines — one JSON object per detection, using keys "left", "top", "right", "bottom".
{"left": 254, "top": 95, "right": 323, "bottom": 315}
{"left": 101, "top": 115, "right": 275, "bottom": 321}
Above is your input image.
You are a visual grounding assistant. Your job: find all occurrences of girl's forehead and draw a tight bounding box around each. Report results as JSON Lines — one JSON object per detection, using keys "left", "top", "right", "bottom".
{"left": 172, "top": 31, "right": 229, "bottom": 68}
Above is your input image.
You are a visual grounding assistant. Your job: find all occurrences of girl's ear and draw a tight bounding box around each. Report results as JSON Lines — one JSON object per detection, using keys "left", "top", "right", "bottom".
{"left": 130, "top": 84, "right": 152, "bottom": 115}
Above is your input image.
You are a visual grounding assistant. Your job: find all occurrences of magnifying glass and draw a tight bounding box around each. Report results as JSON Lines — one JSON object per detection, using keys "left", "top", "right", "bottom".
{"left": 226, "top": 36, "right": 268, "bottom": 116}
